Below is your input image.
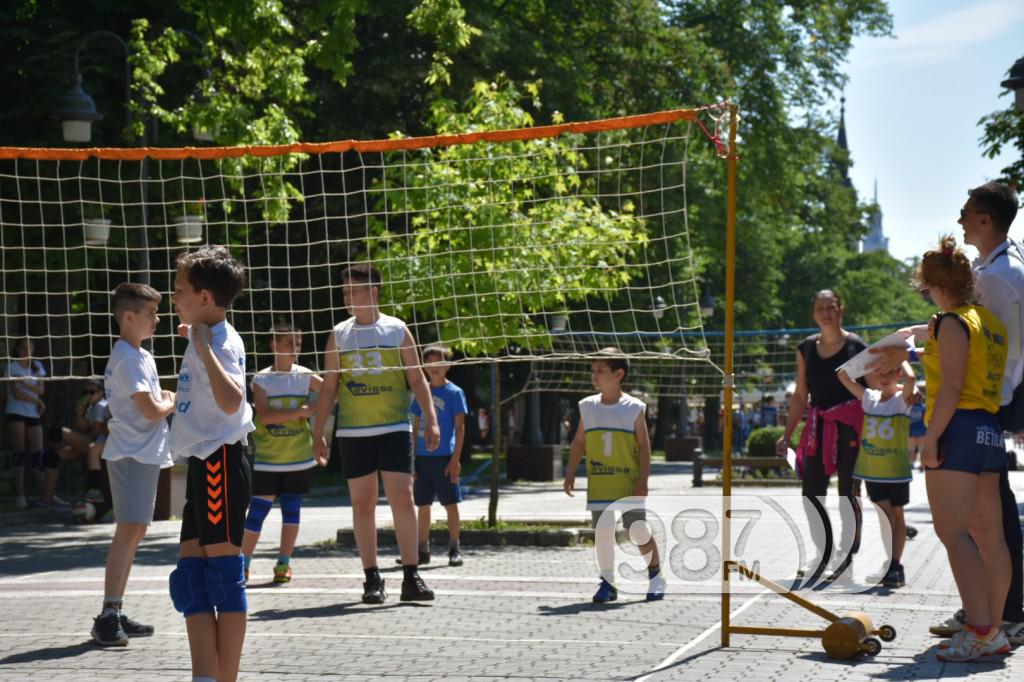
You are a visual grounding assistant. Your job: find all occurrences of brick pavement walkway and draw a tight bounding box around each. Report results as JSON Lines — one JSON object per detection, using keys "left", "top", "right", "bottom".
{"left": 1, "top": 464, "right": 1022, "bottom": 681}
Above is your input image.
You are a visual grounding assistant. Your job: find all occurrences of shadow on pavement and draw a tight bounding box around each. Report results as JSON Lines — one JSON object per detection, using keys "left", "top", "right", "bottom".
{"left": 250, "top": 601, "right": 405, "bottom": 620}
{"left": 537, "top": 600, "right": 643, "bottom": 616}
{"left": 0, "top": 641, "right": 104, "bottom": 666}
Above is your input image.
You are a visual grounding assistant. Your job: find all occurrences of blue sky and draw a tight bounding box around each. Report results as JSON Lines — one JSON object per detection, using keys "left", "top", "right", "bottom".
{"left": 840, "top": 0, "right": 1024, "bottom": 261}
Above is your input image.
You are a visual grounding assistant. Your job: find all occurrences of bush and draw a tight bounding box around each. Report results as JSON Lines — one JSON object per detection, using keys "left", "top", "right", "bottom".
{"left": 746, "top": 426, "right": 785, "bottom": 458}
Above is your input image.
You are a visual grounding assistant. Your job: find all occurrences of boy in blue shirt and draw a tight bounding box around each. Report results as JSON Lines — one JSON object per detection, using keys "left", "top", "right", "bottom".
{"left": 169, "top": 246, "right": 255, "bottom": 682}
{"left": 410, "top": 346, "right": 468, "bottom": 566}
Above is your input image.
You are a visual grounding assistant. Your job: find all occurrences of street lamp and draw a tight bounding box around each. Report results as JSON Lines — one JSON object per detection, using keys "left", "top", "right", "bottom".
{"left": 653, "top": 295, "right": 667, "bottom": 320}
{"left": 53, "top": 31, "right": 131, "bottom": 144}
{"left": 1001, "top": 56, "right": 1024, "bottom": 113}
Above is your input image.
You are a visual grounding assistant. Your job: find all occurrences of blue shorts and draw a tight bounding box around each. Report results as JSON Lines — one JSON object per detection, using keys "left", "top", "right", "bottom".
{"left": 909, "top": 421, "right": 927, "bottom": 438}
{"left": 934, "top": 409, "right": 1005, "bottom": 475}
{"left": 413, "top": 456, "right": 463, "bottom": 507}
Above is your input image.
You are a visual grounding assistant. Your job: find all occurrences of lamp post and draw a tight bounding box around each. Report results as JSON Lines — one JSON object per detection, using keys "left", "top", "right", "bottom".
{"left": 53, "top": 31, "right": 151, "bottom": 283}
{"left": 1001, "top": 56, "right": 1024, "bottom": 113}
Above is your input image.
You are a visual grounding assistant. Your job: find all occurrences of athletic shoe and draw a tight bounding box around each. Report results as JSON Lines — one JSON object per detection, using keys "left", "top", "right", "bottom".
{"left": 881, "top": 564, "right": 905, "bottom": 588}
{"left": 593, "top": 578, "right": 617, "bottom": 604}
{"left": 273, "top": 563, "right": 293, "bottom": 584}
{"left": 940, "top": 623, "right": 1010, "bottom": 649}
{"left": 400, "top": 574, "right": 435, "bottom": 602}
{"left": 937, "top": 626, "right": 1010, "bottom": 661}
{"left": 362, "top": 575, "right": 387, "bottom": 604}
{"left": 930, "top": 609, "right": 966, "bottom": 637}
{"left": 448, "top": 547, "right": 463, "bottom": 567}
{"left": 1002, "top": 621, "right": 1024, "bottom": 647}
{"left": 119, "top": 614, "right": 154, "bottom": 637}
{"left": 91, "top": 612, "right": 128, "bottom": 646}
{"left": 906, "top": 525, "right": 919, "bottom": 539}
{"left": 85, "top": 488, "right": 105, "bottom": 504}
{"left": 646, "top": 571, "right": 667, "bottom": 601}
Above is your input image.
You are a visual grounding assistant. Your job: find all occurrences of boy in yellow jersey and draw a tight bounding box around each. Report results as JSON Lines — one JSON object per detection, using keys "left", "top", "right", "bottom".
{"left": 312, "top": 263, "right": 440, "bottom": 604}
{"left": 564, "top": 348, "right": 664, "bottom": 603}
{"left": 838, "top": 364, "right": 916, "bottom": 588}
{"left": 242, "top": 323, "right": 323, "bottom": 584}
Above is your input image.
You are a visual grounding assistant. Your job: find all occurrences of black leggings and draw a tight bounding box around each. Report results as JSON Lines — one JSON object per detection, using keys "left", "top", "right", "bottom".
{"left": 801, "top": 422, "right": 862, "bottom": 557}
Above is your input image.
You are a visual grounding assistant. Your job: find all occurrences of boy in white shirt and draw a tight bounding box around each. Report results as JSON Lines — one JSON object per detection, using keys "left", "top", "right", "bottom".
{"left": 91, "top": 283, "right": 176, "bottom": 646}
{"left": 168, "top": 246, "right": 255, "bottom": 682}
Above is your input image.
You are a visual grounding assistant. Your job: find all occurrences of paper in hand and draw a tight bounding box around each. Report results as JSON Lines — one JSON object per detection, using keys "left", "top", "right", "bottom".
{"left": 836, "top": 331, "right": 913, "bottom": 380}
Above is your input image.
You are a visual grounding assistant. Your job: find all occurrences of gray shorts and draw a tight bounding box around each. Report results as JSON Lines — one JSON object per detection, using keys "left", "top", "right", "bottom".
{"left": 107, "top": 457, "right": 161, "bottom": 525}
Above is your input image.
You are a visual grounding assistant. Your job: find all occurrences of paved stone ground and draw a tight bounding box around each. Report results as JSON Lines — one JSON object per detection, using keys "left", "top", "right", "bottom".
{"left": 1, "top": 462, "right": 1023, "bottom": 681}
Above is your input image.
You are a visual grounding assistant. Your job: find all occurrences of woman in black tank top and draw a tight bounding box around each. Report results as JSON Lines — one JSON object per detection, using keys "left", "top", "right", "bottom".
{"left": 776, "top": 290, "right": 866, "bottom": 579}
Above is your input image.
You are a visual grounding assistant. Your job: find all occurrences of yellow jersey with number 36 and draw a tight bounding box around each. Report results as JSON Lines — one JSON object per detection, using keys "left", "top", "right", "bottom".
{"left": 579, "top": 392, "right": 646, "bottom": 509}
{"left": 333, "top": 314, "right": 411, "bottom": 437}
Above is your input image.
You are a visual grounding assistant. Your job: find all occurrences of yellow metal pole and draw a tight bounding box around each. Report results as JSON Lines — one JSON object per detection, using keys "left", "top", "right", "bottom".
{"left": 720, "top": 103, "right": 739, "bottom": 647}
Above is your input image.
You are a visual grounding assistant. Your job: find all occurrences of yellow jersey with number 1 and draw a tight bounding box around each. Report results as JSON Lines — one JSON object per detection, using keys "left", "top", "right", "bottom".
{"left": 333, "top": 314, "right": 411, "bottom": 437}
{"left": 579, "top": 393, "right": 646, "bottom": 509}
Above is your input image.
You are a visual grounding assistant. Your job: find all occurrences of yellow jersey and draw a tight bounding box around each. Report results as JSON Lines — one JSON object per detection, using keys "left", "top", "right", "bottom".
{"left": 923, "top": 304, "right": 1007, "bottom": 423}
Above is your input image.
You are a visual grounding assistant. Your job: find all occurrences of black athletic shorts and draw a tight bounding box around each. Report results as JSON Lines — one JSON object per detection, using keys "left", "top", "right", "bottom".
{"left": 252, "top": 468, "right": 313, "bottom": 496}
{"left": 338, "top": 431, "right": 414, "bottom": 479}
{"left": 5, "top": 414, "right": 41, "bottom": 428}
{"left": 865, "top": 481, "right": 910, "bottom": 507}
{"left": 180, "top": 441, "right": 251, "bottom": 547}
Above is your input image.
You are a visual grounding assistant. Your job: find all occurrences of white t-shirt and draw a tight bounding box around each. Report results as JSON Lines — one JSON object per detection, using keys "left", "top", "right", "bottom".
{"left": 169, "top": 321, "right": 255, "bottom": 460}
{"left": 5, "top": 359, "right": 45, "bottom": 418}
{"left": 102, "top": 340, "right": 172, "bottom": 467}
{"left": 974, "top": 238, "right": 1024, "bottom": 405}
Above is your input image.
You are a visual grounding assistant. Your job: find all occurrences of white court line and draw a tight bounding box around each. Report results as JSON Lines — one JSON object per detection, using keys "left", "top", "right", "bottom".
{"left": 0, "top": 630, "right": 683, "bottom": 647}
{"left": 633, "top": 593, "right": 765, "bottom": 682}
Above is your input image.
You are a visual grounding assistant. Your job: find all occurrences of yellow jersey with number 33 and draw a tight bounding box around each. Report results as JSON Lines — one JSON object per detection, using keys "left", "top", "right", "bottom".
{"left": 333, "top": 314, "right": 412, "bottom": 437}
{"left": 579, "top": 392, "right": 646, "bottom": 509}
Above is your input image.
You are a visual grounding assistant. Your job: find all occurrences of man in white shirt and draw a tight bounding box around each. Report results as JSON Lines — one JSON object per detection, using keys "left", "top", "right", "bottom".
{"left": 958, "top": 181, "right": 1024, "bottom": 639}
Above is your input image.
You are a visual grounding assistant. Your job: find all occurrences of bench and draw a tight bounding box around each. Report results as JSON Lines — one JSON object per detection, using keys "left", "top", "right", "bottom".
{"left": 692, "top": 453, "right": 792, "bottom": 487}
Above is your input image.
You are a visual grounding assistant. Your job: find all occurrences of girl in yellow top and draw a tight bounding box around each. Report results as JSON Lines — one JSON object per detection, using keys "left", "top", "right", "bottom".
{"left": 909, "top": 236, "right": 1011, "bottom": 661}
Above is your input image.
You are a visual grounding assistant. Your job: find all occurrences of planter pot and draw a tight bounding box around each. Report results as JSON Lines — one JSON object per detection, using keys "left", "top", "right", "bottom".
{"left": 83, "top": 218, "right": 111, "bottom": 246}
{"left": 175, "top": 214, "right": 205, "bottom": 244}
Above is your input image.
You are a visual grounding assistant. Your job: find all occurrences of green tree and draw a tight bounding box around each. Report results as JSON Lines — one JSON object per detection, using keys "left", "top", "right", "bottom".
{"left": 370, "top": 79, "right": 648, "bottom": 355}
{"left": 978, "top": 102, "right": 1024, "bottom": 188}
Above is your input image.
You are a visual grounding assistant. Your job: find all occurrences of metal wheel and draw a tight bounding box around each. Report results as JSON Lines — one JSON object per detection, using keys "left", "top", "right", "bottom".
{"left": 878, "top": 625, "right": 897, "bottom": 642}
{"left": 863, "top": 637, "right": 882, "bottom": 656}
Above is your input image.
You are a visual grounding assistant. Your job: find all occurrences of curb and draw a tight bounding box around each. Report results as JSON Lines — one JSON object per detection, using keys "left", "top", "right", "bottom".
{"left": 336, "top": 527, "right": 584, "bottom": 547}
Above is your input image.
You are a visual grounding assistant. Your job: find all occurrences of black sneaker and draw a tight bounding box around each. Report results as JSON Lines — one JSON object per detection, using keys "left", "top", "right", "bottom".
{"left": 881, "top": 564, "right": 905, "bottom": 588}
{"left": 362, "top": 575, "right": 387, "bottom": 604}
{"left": 91, "top": 612, "right": 128, "bottom": 646}
{"left": 448, "top": 547, "right": 463, "bottom": 567}
{"left": 400, "top": 574, "right": 435, "bottom": 602}
{"left": 120, "top": 614, "right": 154, "bottom": 637}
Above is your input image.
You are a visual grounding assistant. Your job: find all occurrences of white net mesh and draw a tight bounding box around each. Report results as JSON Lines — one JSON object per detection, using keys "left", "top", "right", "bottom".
{"left": 518, "top": 323, "right": 918, "bottom": 401}
{"left": 0, "top": 106, "right": 731, "bottom": 380}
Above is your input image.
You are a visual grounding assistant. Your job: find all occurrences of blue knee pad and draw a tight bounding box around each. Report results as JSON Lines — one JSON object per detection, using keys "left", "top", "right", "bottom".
{"left": 280, "top": 493, "right": 302, "bottom": 525}
{"left": 204, "top": 555, "right": 247, "bottom": 613}
{"left": 11, "top": 450, "right": 26, "bottom": 467}
{"left": 244, "top": 496, "right": 273, "bottom": 533}
{"left": 169, "top": 557, "right": 214, "bottom": 616}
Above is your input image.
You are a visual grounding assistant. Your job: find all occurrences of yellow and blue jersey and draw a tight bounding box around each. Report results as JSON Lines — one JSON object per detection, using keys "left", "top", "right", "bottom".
{"left": 923, "top": 304, "right": 1007, "bottom": 423}
{"left": 251, "top": 365, "right": 315, "bottom": 471}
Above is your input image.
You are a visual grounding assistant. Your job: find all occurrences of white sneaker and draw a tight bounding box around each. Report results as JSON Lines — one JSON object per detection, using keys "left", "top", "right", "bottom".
{"left": 930, "top": 609, "right": 966, "bottom": 637}
{"left": 1001, "top": 621, "right": 1024, "bottom": 647}
{"left": 796, "top": 554, "right": 827, "bottom": 577}
{"left": 937, "top": 627, "right": 1010, "bottom": 661}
